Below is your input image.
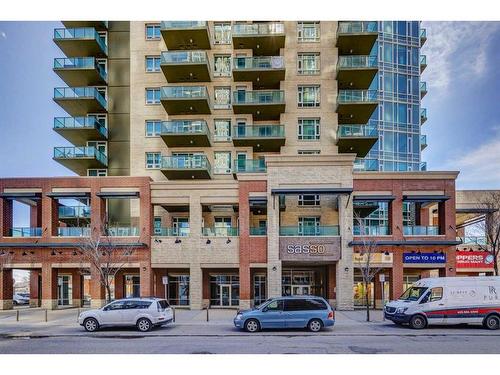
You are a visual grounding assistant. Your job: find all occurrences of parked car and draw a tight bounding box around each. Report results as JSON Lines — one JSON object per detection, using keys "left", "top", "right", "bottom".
{"left": 234, "top": 296, "right": 335, "bottom": 333}
{"left": 78, "top": 298, "right": 173, "bottom": 332}
{"left": 385, "top": 276, "right": 500, "bottom": 330}
{"left": 13, "top": 293, "right": 30, "bottom": 305}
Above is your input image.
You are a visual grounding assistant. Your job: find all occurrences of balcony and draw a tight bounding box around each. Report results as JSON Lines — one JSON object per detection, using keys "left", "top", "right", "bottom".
{"left": 54, "top": 87, "right": 107, "bottom": 116}
{"left": 420, "top": 28, "right": 427, "bottom": 46}
{"left": 353, "top": 225, "right": 390, "bottom": 236}
{"left": 232, "top": 23, "right": 285, "bottom": 56}
{"left": 336, "top": 21, "right": 378, "bottom": 55}
{"left": 354, "top": 158, "right": 379, "bottom": 171}
{"left": 160, "top": 120, "right": 211, "bottom": 147}
{"left": 232, "top": 56, "right": 285, "bottom": 89}
{"left": 202, "top": 227, "right": 239, "bottom": 237}
{"left": 232, "top": 90, "right": 285, "bottom": 120}
{"left": 279, "top": 226, "right": 340, "bottom": 236}
{"left": 154, "top": 227, "right": 190, "bottom": 237}
{"left": 336, "top": 124, "right": 378, "bottom": 157}
{"left": 457, "top": 236, "right": 487, "bottom": 246}
{"left": 403, "top": 225, "right": 439, "bottom": 236}
{"left": 233, "top": 159, "right": 267, "bottom": 174}
{"left": 420, "top": 134, "right": 427, "bottom": 150}
{"left": 160, "top": 51, "right": 211, "bottom": 82}
{"left": 420, "top": 161, "right": 427, "bottom": 171}
{"left": 250, "top": 227, "right": 267, "bottom": 236}
{"left": 336, "top": 55, "right": 378, "bottom": 89}
{"left": 9, "top": 227, "right": 42, "bottom": 237}
{"left": 232, "top": 125, "right": 285, "bottom": 151}
{"left": 58, "top": 227, "right": 90, "bottom": 237}
{"left": 58, "top": 206, "right": 91, "bottom": 224}
{"left": 53, "top": 58, "right": 107, "bottom": 86}
{"left": 53, "top": 116, "right": 108, "bottom": 145}
{"left": 106, "top": 227, "right": 139, "bottom": 237}
{"left": 61, "top": 21, "right": 108, "bottom": 31}
{"left": 160, "top": 21, "right": 211, "bottom": 50}
{"left": 53, "top": 146, "right": 108, "bottom": 175}
{"left": 420, "top": 55, "right": 427, "bottom": 73}
{"left": 420, "top": 108, "right": 427, "bottom": 124}
{"left": 160, "top": 155, "right": 211, "bottom": 180}
{"left": 420, "top": 81, "right": 427, "bottom": 98}
{"left": 160, "top": 86, "right": 211, "bottom": 115}
{"left": 53, "top": 28, "right": 107, "bottom": 57}
{"left": 336, "top": 90, "right": 378, "bottom": 124}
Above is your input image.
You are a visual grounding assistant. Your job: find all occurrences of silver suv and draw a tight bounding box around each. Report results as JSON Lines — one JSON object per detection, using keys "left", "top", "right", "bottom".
{"left": 78, "top": 298, "right": 173, "bottom": 332}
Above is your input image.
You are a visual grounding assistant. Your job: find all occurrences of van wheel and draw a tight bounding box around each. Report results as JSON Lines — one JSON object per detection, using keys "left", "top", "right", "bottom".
{"left": 409, "top": 315, "right": 427, "bottom": 330}
{"left": 245, "top": 319, "right": 260, "bottom": 333}
{"left": 83, "top": 318, "right": 99, "bottom": 332}
{"left": 484, "top": 315, "right": 500, "bottom": 330}
{"left": 137, "top": 318, "right": 153, "bottom": 332}
{"left": 308, "top": 319, "right": 323, "bottom": 332}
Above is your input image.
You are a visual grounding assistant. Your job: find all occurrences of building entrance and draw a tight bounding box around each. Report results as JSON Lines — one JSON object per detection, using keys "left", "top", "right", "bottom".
{"left": 57, "top": 275, "right": 72, "bottom": 306}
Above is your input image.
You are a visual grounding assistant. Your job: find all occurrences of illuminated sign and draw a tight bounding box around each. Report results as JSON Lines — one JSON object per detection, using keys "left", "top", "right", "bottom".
{"left": 456, "top": 251, "right": 495, "bottom": 270}
{"left": 403, "top": 253, "right": 446, "bottom": 264}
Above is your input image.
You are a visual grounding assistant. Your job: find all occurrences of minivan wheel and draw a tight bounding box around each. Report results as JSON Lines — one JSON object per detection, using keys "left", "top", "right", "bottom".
{"left": 308, "top": 319, "right": 323, "bottom": 332}
{"left": 245, "top": 319, "right": 260, "bottom": 333}
{"left": 83, "top": 318, "right": 99, "bottom": 332}
{"left": 484, "top": 315, "right": 500, "bottom": 330}
{"left": 409, "top": 315, "right": 427, "bottom": 330}
{"left": 137, "top": 318, "right": 153, "bottom": 332}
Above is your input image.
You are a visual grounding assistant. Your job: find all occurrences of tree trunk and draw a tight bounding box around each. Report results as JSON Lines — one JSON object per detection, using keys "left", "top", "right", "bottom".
{"left": 365, "top": 282, "right": 370, "bottom": 322}
{"left": 105, "top": 284, "right": 112, "bottom": 304}
{"left": 494, "top": 256, "right": 499, "bottom": 276}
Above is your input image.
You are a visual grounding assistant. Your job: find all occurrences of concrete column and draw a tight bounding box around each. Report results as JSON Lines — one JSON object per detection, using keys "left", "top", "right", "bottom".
{"left": 0, "top": 269, "right": 14, "bottom": 310}
{"left": 29, "top": 270, "right": 41, "bottom": 307}
{"left": 189, "top": 266, "right": 203, "bottom": 309}
{"left": 327, "top": 264, "right": 336, "bottom": 307}
{"left": 189, "top": 195, "right": 203, "bottom": 309}
{"left": 267, "top": 193, "right": 281, "bottom": 299}
{"left": 390, "top": 251, "right": 404, "bottom": 300}
{"left": 41, "top": 263, "right": 57, "bottom": 310}
{"left": 336, "top": 194, "right": 354, "bottom": 310}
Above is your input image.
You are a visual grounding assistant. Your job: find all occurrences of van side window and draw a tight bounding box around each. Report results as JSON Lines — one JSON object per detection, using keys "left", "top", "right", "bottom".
{"left": 429, "top": 287, "right": 443, "bottom": 302}
{"left": 284, "top": 299, "right": 307, "bottom": 311}
{"left": 265, "top": 300, "right": 284, "bottom": 311}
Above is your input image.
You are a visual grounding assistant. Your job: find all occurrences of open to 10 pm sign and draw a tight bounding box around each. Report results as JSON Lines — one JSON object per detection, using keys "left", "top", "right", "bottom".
{"left": 403, "top": 253, "right": 446, "bottom": 264}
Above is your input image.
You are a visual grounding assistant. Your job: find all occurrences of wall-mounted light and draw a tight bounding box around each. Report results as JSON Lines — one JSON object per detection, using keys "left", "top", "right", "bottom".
{"left": 448, "top": 267, "right": 454, "bottom": 272}
{"left": 226, "top": 238, "right": 231, "bottom": 244}
{"left": 206, "top": 239, "right": 211, "bottom": 245}
{"left": 50, "top": 250, "right": 56, "bottom": 256}
{"left": 344, "top": 267, "right": 349, "bottom": 272}
{"left": 384, "top": 251, "right": 390, "bottom": 256}
{"left": 142, "top": 267, "right": 147, "bottom": 271}
{"left": 272, "top": 266, "right": 277, "bottom": 271}
{"left": 22, "top": 251, "right": 27, "bottom": 256}
{"left": 175, "top": 238, "right": 181, "bottom": 244}
{"left": 72, "top": 251, "right": 78, "bottom": 256}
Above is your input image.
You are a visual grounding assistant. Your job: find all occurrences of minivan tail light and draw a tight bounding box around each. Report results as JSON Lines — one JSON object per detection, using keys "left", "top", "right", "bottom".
{"left": 328, "top": 311, "right": 334, "bottom": 320}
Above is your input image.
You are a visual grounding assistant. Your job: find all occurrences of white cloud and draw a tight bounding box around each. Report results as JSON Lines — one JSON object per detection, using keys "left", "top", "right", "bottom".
{"left": 0, "top": 31, "right": 6, "bottom": 39}
{"left": 422, "top": 21, "right": 500, "bottom": 93}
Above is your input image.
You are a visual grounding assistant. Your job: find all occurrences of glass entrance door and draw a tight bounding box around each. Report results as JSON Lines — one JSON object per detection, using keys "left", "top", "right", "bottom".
{"left": 57, "top": 275, "right": 72, "bottom": 306}
{"left": 292, "top": 285, "right": 311, "bottom": 295}
{"left": 220, "top": 285, "right": 231, "bottom": 306}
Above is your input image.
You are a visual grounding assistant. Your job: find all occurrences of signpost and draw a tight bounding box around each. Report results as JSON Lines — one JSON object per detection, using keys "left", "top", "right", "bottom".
{"left": 379, "top": 273, "right": 386, "bottom": 320}
{"left": 162, "top": 276, "right": 169, "bottom": 300}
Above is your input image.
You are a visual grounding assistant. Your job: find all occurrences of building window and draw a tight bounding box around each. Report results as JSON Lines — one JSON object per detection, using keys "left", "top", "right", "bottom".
{"left": 145, "top": 120, "right": 162, "bottom": 137}
{"left": 87, "top": 169, "right": 107, "bottom": 177}
{"left": 297, "top": 53, "right": 320, "bottom": 75}
{"left": 145, "top": 24, "right": 161, "bottom": 40}
{"left": 298, "top": 85, "right": 320, "bottom": 107}
{"left": 298, "top": 216, "right": 320, "bottom": 235}
{"left": 145, "top": 56, "right": 161, "bottom": 72}
{"left": 298, "top": 118, "right": 320, "bottom": 140}
{"left": 298, "top": 150, "right": 320, "bottom": 155}
{"left": 153, "top": 217, "right": 162, "bottom": 235}
{"left": 213, "top": 55, "right": 232, "bottom": 77}
{"left": 146, "top": 88, "right": 161, "bottom": 104}
{"left": 297, "top": 21, "right": 320, "bottom": 42}
{"left": 214, "top": 22, "right": 232, "bottom": 44}
{"left": 214, "top": 87, "right": 231, "bottom": 109}
{"left": 298, "top": 194, "right": 320, "bottom": 206}
{"left": 214, "top": 152, "right": 232, "bottom": 174}
{"left": 145, "top": 152, "right": 162, "bottom": 169}
{"left": 214, "top": 119, "right": 231, "bottom": 141}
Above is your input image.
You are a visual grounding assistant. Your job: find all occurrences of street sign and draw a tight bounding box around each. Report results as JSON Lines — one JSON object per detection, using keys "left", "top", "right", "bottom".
{"left": 162, "top": 276, "right": 169, "bottom": 285}
{"left": 379, "top": 274, "right": 386, "bottom": 282}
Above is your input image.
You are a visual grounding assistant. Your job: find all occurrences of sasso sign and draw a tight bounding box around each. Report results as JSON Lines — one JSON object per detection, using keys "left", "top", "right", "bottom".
{"left": 280, "top": 237, "right": 341, "bottom": 261}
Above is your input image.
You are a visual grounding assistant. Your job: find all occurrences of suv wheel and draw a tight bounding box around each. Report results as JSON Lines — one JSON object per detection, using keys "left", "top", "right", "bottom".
{"left": 245, "top": 319, "right": 260, "bottom": 333}
{"left": 83, "top": 318, "right": 99, "bottom": 332}
{"left": 308, "top": 319, "right": 323, "bottom": 332}
{"left": 137, "top": 318, "right": 153, "bottom": 332}
{"left": 484, "top": 315, "right": 500, "bottom": 330}
{"left": 409, "top": 315, "right": 427, "bottom": 329}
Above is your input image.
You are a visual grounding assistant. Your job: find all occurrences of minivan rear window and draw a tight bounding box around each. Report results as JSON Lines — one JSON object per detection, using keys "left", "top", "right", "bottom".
{"left": 305, "top": 299, "right": 328, "bottom": 310}
{"left": 157, "top": 300, "right": 170, "bottom": 310}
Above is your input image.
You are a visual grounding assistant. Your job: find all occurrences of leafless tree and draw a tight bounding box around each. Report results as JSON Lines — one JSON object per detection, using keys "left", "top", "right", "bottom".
{"left": 76, "top": 222, "right": 136, "bottom": 304}
{"left": 475, "top": 191, "right": 500, "bottom": 276}
{"left": 0, "top": 251, "right": 13, "bottom": 272}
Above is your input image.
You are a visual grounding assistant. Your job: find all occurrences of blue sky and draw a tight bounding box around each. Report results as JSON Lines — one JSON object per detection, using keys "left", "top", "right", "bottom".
{"left": 0, "top": 21, "right": 500, "bottom": 190}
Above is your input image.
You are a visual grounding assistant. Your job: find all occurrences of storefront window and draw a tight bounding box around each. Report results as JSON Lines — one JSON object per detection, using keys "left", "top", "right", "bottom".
{"left": 253, "top": 274, "right": 267, "bottom": 306}
{"left": 125, "top": 275, "right": 140, "bottom": 298}
{"left": 167, "top": 275, "right": 190, "bottom": 306}
{"left": 281, "top": 269, "right": 324, "bottom": 297}
{"left": 210, "top": 275, "right": 239, "bottom": 307}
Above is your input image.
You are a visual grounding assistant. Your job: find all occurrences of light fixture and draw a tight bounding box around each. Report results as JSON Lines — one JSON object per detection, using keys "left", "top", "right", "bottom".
{"left": 272, "top": 266, "right": 277, "bottom": 271}
{"left": 72, "top": 251, "right": 78, "bottom": 256}
{"left": 22, "top": 251, "right": 27, "bottom": 256}
{"left": 0, "top": 250, "right": 5, "bottom": 256}
{"left": 51, "top": 250, "right": 57, "bottom": 256}
{"left": 384, "top": 251, "right": 390, "bottom": 256}
{"left": 344, "top": 267, "right": 349, "bottom": 272}
{"left": 175, "top": 238, "right": 181, "bottom": 244}
{"left": 142, "top": 267, "right": 147, "bottom": 271}
{"left": 226, "top": 238, "right": 231, "bottom": 244}
{"left": 30, "top": 251, "right": 34, "bottom": 255}
{"left": 206, "top": 239, "right": 211, "bottom": 245}
{"left": 448, "top": 267, "right": 454, "bottom": 272}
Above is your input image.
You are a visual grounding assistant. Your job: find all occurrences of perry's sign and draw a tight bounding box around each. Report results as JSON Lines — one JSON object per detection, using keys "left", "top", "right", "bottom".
{"left": 456, "top": 251, "right": 495, "bottom": 270}
{"left": 279, "top": 237, "right": 341, "bottom": 261}
{"left": 403, "top": 253, "right": 446, "bottom": 264}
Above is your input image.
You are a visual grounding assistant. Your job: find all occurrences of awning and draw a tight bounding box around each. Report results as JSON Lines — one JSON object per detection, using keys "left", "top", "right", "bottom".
{"left": 0, "top": 242, "right": 147, "bottom": 248}
{"left": 456, "top": 208, "right": 497, "bottom": 214}
{"left": 46, "top": 192, "right": 91, "bottom": 198}
{"left": 403, "top": 195, "right": 450, "bottom": 203}
{"left": 249, "top": 196, "right": 267, "bottom": 206}
{"left": 0, "top": 193, "right": 41, "bottom": 199}
{"left": 353, "top": 195, "right": 395, "bottom": 202}
{"left": 271, "top": 188, "right": 353, "bottom": 195}
{"left": 96, "top": 192, "right": 140, "bottom": 198}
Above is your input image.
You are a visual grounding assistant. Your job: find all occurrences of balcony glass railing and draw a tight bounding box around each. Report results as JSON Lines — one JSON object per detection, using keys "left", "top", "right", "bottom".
{"left": 233, "top": 159, "right": 266, "bottom": 173}
{"left": 161, "top": 21, "right": 208, "bottom": 30}
{"left": 420, "top": 134, "right": 427, "bottom": 148}
{"left": 202, "top": 227, "right": 239, "bottom": 236}
{"left": 233, "top": 56, "right": 285, "bottom": 70}
{"left": 420, "top": 28, "right": 427, "bottom": 40}
{"left": 250, "top": 227, "right": 267, "bottom": 236}
{"left": 420, "top": 108, "right": 427, "bottom": 121}
{"left": 280, "top": 226, "right": 340, "bottom": 236}
{"left": 54, "top": 87, "right": 107, "bottom": 109}
{"left": 338, "top": 90, "right": 378, "bottom": 103}
{"left": 53, "top": 27, "right": 107, "bottom": 54}
{"left": 161, "top": 86, "right": 209, "bottom": 100}
{"left": 161, "top": 120, "right": 210, "bottom": 136}
{"left": 337, "top": 21, "right": 378, "bottom": 34}
{"left": 337, "top": 55, "right": 378, "bottom": 69}
{"left": 53, "top": 57, "right": 107, "bottom": 81}
{"left": 161, "top": 155, "right": 211, "bottom": 172}
{"left": 161, "top": 51, "right": 208, "bottom": 64}
{"left": 232, "top": 22, "right": 284, "bottom": 36}
{"left": 420, "top": 81, "right": 427, "bottom": 93}
{"left": 58, "top": 227, "right": 91, "bottom": 237}
{"left": 353, "top": 225, "right": 390, "bottom": 236}
{"left": 10, "top": 227, "right": 42, "bottom": 237}
{"left": 457, "top": 236, "right": 487, "bottom": 245}
{"left": 53, "top": 146, "right": 108, "bottom": 166}
{"left": 337, "top": 124, "right": 377, "bottom": 138}
{"left": 154, "top": 227, "right": 190, "bottom": 237}
{"left": 403, "top": 225, "right": 439, "bottom": 236}
{"left": 420, "top": 55, "right": 427, "bottom": 66}
{"left": 106, "top": 227, "right": 139, "bottom": 237}
{"left": 419, "top": 161, "right": 427, "bottom": 171}
{"left": 53, "top": 117, "right": 108, "bottom": 138}
{"left": 233, "top": 125, "right": 284, "bottom": 138}
{"left": 233, "top": 90, "right": 285, "bottom": 105}
{"left": 58, "top": 206, "right": 91, "bottom": 219}
{"left": 354, "top": 158, "right": 379, "bottom": 171}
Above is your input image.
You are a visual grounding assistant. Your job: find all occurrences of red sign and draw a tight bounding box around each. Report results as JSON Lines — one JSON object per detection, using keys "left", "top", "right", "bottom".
{"left": 456, "top": 251, "right": 495, "bottom": 269}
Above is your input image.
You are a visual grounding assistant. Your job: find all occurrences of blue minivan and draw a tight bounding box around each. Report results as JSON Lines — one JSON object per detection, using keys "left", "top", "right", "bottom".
{"left": 233, "top": 296, "right": 335, "bottom": 332}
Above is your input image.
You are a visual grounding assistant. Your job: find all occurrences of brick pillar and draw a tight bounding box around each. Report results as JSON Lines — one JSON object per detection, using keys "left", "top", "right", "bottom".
{"left": 140, "top": 261, "right": 153, "bottom": 297}
{"left": 390, "top": 250, "right": 404, "bottom": 300}
{"left": 29, "top": 270, "right": 41, "bottom": 307}
{"left": 154, "top": 269, "right": 167, "bottom": 299}
{"left": 114, "top": 271, "right": 124, "bottom": 299}
{"left": 444, "top": 246, "right": 456, "bottom": 277}
{"left": 391, "top": 186, "right": 403, "bottom": 240}
{"left": 238, "top": 182, "right": 252, "bottom": 310}
{"left": 30, "top": 204, "right": 42, "bottom": 228}
{"left": 419, "top": 207, "right": 430, "bottom": 227}
{"left": 41, "top": 263, "right": 57, "bottom": 310}
{"left": 2, "top": 199, "right": 13, "bottom": 237}
{"left": 71, "top": 270, "right": 82, "bottom": 307}
{"left": 89, "top": 264, "right": 105, "bottom": 308}
{"left": 373, "top": 272, "right": 382, "bottom": 309}
{"left": 0, "top": 269, "right": 14, "bottom": 310}
{"left": 327, "top": 264, "right": 336, "bottom": 307}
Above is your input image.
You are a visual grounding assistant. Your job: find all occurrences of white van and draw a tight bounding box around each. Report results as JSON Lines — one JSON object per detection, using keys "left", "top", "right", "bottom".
{"left": 384, "top": 276, "right": 500, "bottom": 330}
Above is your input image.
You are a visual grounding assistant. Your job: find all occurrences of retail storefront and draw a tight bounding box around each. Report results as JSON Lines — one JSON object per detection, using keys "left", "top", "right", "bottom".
{"left": 353, "top": 252, "right": 392, "bottom": 308}
{"left": 456, "top": 250, "right": 495, "bottom": 276}
{"left": 282, "top": 268, "right": 326, "bottom": 297}
{"left": 209, "top": 274, "right": 240, "bottom": 307}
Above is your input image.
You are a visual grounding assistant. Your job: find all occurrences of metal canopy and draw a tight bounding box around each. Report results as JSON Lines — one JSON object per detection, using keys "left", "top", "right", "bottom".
{"left": 0, "top": 242, "right": 146, "bottom": 248}
{"left": 0, "top": 193, "right": 41, "bottom": 199}
{"left": 348, "top": 239, "right": 461, "bottom": 246}
{"left": 96, "top": 192, "right": 140, "bottom": 198}
{"left": 46, "top": 192, "right": 90, "bottom": 198}
{"left": 456, "top": 208, "right": 498, "bottom": 214}
{"left": 271, "top": 188, "right": 353, "bottom": 195}
{"left": 403, "top": 195, "right": 450, "bottom": 203}
{"left": 353, "top": 195, "right": 396, "bottom": 202}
